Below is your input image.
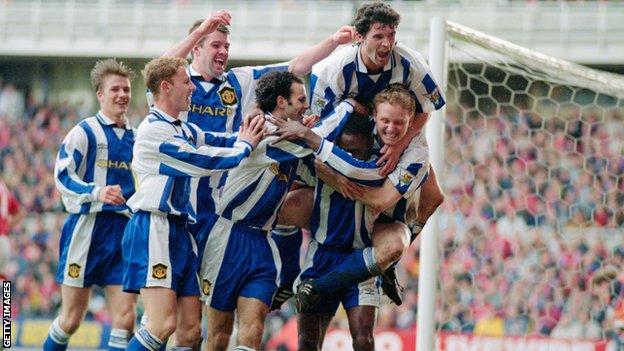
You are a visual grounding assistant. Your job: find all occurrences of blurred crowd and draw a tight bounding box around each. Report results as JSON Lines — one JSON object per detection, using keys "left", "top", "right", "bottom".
{"left": 1, "top": 78, "right": 623, "bottom": 345}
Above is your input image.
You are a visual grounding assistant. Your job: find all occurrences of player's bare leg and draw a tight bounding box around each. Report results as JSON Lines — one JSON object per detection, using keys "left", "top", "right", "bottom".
{"left": 235, "top": 297, "right": 269, "bottom": 349}
{"left": 140, "top": 288, "right": 177, "bottom": 341}
{"left": 175, "top": 296, "right": 201, "bottom": 346}
{"left": 298, "top": 312, "right": 333, "bottom": 351}
{"left": 58, "top": 285, "right": 91, "bottom": 334}
{"left": 415, "top": 166, "right": 444, "bottom": 227}
{"left": 205, "top": 307, "right": 234, "bottom": 351}
{"left": 43, "top": 285, "right": 91, "bottom": 350}
{"left": 105, "top": 285, "right": 137, "bottom": 349}
{"left": 277, "top": 187, "right": 314, "bottom": 229}
{"left": 346, "top": 306, "right": 377, "bottom": 351}
{"left": 371, "top": 222, "right": 411, "bottom": 271}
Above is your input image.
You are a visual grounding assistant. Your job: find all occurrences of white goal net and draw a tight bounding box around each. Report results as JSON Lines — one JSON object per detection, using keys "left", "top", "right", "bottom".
{"left": 423, "top": 20, "right": 624, "bottom": 351}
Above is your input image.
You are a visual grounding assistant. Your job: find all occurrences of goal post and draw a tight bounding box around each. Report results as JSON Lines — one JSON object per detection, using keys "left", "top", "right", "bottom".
{"left": 418, "top": 18, "right": 624, "bottom": 351}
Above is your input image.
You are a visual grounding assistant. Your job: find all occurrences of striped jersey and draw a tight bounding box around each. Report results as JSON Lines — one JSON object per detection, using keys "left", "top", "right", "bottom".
{"left": 309, "top": 42, "right": 445, "bottom": 118}
{"left": 215, "top": 113, "right": 385, "bottom": 232}
{"left": 182, "top": 63, "right": 289, "bottom": 218}
{"left": 54, "top": 112, "right": 135, "bottom": 216}
{"left": 313, "top": 101, "right": 430, "bottom": 224}
{"left": 127, "top": 107, "right": 253, "bottom": 223}
{"left": 299, "top": 162, "right": 375, "bottom": 251}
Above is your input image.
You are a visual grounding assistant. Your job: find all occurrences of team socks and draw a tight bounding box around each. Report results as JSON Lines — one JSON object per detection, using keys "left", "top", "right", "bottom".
{"left": 108, "top": 328, "right": 130, "bottom": 351}
{"left": 43, "top": 317, "right": 70, "bottom": 351}
{"left": 271, "top": 225, "right": 303, "bottom": 288}
{"left": 126, "top": 328, "right": 164, "bottom": 351}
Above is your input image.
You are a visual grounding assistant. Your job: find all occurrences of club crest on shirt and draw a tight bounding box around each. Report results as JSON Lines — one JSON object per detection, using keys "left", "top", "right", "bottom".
{"left": 426, "top": 88, "right": 441, "bottom": 105}
{"left": 68, "top": 263, "right": 81, "bottom": 278}
{"left": 314, "top": 97, "right": 326, "bottom": 110}
{"left": 398, "top": 170, "right": 413, "bottom": 187}
{"left": 218, "top": 86, "right": 238, "bottom": 106}
{"left": 202, "top": 279, "right": 212, "bottom": 296}
{"left": 152, "top": 263, "right": 168, "bottom": 280}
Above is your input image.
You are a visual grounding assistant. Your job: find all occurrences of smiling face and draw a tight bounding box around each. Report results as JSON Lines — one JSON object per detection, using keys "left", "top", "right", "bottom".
{"left": 192, "top": 30, "right": 230, "bottom": 80}
{"left": 373, "top": 101, "right": 411, "bottom": 146}
{"left": 97, "top": 74, "right": 131, "bottom": 119}
{"left": 357, "top": 22, "right": 396, "bottom": 74}
{"left": 281, "top": 82, "right": 309, "bottom": 122}
{"left": 167, "top": 66, "right": 196, "bottom": 112}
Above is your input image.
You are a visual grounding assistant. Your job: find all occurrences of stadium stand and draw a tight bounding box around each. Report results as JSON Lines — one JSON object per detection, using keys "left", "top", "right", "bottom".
{"left": 2, "top": 77, "right": 622, "bottom": 347}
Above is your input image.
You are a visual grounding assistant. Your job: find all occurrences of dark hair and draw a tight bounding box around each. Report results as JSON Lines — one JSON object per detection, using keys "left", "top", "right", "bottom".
{"left": 340, "top": 112, "right": 373, "bottom": 141}
{"left": 353, "top": 1, "right": 400, "bottom": 36}
{"left": 255, "top": 71, "right": 304, "bottom": 113}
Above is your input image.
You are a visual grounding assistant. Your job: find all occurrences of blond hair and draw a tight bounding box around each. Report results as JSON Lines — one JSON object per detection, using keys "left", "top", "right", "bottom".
{"left": 373, "top": 83, "right": 416, "bottom": 116}
{"left": 142, "top": 57, "right": 187, "bottom": 98}
{"left": 90, "top": 59, "right": 135, "bottom": 91}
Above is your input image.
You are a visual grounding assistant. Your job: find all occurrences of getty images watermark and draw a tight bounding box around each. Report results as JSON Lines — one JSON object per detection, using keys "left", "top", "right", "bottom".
{"left": 2, "top": 281, "right": 10, "bottom": 348}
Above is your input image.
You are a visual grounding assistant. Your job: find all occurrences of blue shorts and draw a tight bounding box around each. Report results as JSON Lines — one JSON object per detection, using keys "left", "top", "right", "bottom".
{"left": 56, "top": 212, "right": 129, "bottom": 288}
{"left": 295, "top": 240, "right": 380, "bottom": 315}
{"left": 122, "top": 211, "right": 199, "bottom": 296}
{"left": 199, "top": 216, "right": 281, "bottom": 311}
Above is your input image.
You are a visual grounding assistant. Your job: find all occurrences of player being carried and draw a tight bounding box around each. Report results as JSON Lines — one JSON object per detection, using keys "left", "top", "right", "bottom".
{"left": 282, "top": 0, "right": 446, "bottom": 307}
{"left": 274, "top": 84, "right": 430, "bottom": 313}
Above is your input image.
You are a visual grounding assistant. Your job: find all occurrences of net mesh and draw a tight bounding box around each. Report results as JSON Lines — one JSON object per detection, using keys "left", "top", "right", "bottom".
{"left": 433, "top": 22, "right": 624, "bottom": 348}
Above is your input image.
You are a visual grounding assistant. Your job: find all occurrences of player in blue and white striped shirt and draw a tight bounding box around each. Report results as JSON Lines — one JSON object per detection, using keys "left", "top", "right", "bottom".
{"left": 273, "top": 84, "right": 429, "bottom": 314}
{"left": 161, "top": 12, "right": 357, "bottom": 265}
{"left": 200, "top": 71, "right": 384, "bottom": 351}
{"left": 307, "top": 1, "right": 445, "bottom": 305}
{"left": 122, "top": 57, "right": 264, "bottom": 351}
{"left": 295, "top": 114, "right": 382, "bottom": 351}
{"left": 45, "top": 59, "right": 137, "bottom": 351}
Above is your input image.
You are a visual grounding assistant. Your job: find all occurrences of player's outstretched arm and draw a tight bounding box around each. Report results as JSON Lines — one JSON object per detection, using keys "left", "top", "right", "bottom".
{"left": 162, "top": 10, "right": 231, "bottom": 58}
{"left": 316, "top": 160, "right": 401, "bottom": 214}
{"left": 288, "top": 25, "right": 355, "bottom": 76}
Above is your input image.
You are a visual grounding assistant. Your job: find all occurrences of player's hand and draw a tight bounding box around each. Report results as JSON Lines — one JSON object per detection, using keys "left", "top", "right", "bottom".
{"left": 238, "top": 112, "right": 266, "bottom": 149}
{"left": 346, "top": 98, "right": 371, "bottom": 116}
{"left": 314, "top": 159, "right": 364, "bottom": 200}
{"left": 266, "top": 116, "right": 309, "bottom": 144}
{"left": 98, "top": 185, "right": 125, "bottom": 205}
{"left": 197, "top": 10, "right": 231, "bottom": 36}
{"left": 376, "top": 143, "right": 401, "bottom": 177}
{"left": 332, "top": 25, "right": 356, "bottom": 46}
{"left": 302, "top": 114, "right": 320, "bottom": 128}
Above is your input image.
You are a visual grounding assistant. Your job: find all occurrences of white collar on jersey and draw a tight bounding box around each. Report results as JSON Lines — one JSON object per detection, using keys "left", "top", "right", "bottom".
{"left": 188, "top": 65, "right": 226, "bottom": 83}
{"left": 96, "top": 111, "right": 132, "bottom": 130}
{"left": 355, "top": 44, "right": 395, "bottom": 74}
{"left": 150, "top": 106, "right": 182, "bottom": 125}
